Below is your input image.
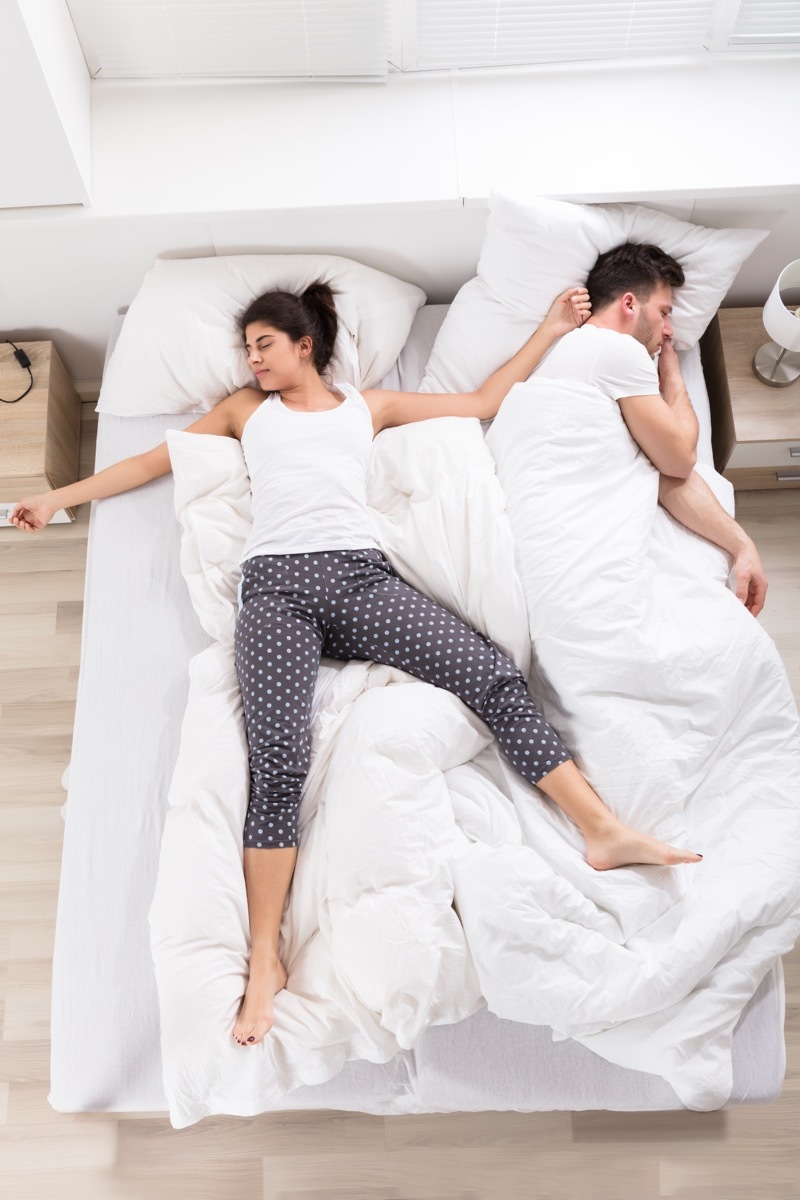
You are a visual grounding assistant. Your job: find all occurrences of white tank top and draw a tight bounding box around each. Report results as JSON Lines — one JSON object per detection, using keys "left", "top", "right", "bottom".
{"left": 240, "top": 381, "right": 378, "bottom": 560}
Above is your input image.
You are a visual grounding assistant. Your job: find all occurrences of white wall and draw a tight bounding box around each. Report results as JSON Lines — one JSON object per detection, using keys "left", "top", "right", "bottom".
{"left": 1, "top": 55, "right": 798, "bottom": 386}
{"left": 77, "top": 57, "right": 800, "bottom": 217}
{"left": 0, "top": 203, "right": 487, "bottom": 387}
{"left": 16, "top": 0, "right": 92, "bottom": 197}
{"left": 0, "top": 0, "right": 90, "bottom": 207}
{"left": 454, "top": 57, "right": 800, "bottom": 200}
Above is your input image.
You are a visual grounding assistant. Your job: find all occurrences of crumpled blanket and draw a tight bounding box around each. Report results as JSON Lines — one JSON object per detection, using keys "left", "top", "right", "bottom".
{"left": 150, "top": 389, "right": 800, "bottom": 1129}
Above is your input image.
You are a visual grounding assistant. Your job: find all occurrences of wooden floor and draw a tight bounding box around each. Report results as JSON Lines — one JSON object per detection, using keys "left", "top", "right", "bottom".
{"left": 1, "top": 404, "right": 799, "bottom": 1200}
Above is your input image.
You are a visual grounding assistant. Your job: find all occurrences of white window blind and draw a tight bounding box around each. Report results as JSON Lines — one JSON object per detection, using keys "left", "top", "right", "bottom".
{"left": 409, "top": 0, "right": 720, "bottom": 70}
{"left": 66, "top": 0, "right": 388, "bottom": 79}
{"left": 64, "top": 0, "right": 800, "bottom": 78}
{"left": 729, "top": 1, "right": 800, "bottom": 45}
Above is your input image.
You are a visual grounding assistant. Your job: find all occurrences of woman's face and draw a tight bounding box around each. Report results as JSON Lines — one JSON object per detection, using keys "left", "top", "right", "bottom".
{"left": 244, "top": 322, "right": 313, "bottom": 390}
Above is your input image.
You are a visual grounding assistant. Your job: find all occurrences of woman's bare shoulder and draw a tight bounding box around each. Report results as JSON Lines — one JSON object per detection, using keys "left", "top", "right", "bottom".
{"left": 225, "top": 386, "right": 264, "bottom": 407}
{"left": 184, "top": 388, "right": 263, "bottom": 438}
{"left": 223, "top": 387, "right": 263, "bottom": 438}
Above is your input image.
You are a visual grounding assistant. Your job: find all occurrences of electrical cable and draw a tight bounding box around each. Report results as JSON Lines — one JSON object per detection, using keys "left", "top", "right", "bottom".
{"left": 1, "top": 339, "right": 34, "bottom": 403}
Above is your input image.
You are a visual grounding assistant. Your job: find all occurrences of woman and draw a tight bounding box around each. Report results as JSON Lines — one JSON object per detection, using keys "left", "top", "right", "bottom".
{"left": 11, "top": 282, "right": 701, "bottom": 1049}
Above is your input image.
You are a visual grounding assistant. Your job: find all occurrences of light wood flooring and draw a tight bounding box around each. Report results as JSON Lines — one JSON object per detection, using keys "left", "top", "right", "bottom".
{"left": 1, "top": 404, "right": 799, "bottom": 1200}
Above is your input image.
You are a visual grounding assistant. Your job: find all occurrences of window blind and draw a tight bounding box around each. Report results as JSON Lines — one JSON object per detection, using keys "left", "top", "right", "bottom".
{"left": 729, "top": 1, "right": 800, "bottom": 45}
{"left": 66, "top": 0, "right": 388, "bottom": 79}
{"left": 410, "top": 0, "right": 720, "bottom": 70}
{"left": 64, "top": 0, "right": 800, "bottom": 78}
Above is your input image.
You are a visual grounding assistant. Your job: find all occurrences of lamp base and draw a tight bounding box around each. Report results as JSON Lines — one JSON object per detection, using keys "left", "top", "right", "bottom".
{"left": 753, "top": 342, "right": 800, "bottom": 387}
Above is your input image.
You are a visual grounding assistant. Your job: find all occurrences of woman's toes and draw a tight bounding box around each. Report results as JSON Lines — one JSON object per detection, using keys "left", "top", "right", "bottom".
{"left": 230, "top": 957, "right": 286, "bottom": 1045}
{"left": 232, "top": 1015, "right": 273, "bottom": 1046}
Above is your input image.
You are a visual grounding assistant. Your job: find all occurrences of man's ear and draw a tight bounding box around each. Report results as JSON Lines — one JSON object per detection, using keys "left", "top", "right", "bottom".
{"left": 620, "top": 292, "right": 638, "bottom": 321}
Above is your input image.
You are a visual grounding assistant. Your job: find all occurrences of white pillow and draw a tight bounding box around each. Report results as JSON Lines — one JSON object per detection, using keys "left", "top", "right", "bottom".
{"left": 422, "top": 193, "right": 767, "bottom": 393}
{"left": 99, "top": 254, "right": 426, "bottom": 416}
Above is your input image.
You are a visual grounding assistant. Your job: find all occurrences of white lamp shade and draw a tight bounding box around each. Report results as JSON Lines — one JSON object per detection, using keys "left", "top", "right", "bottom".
{"left": 763, "top": 258, "right": 800, "bottom": 352}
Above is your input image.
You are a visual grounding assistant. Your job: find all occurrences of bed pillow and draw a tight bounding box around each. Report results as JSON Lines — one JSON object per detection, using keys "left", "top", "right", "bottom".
{"left": 98, "top": 254, "right": 426, "bottom": 417}
{"left": 422, "top": 193, "right": 767, "bottom": 393}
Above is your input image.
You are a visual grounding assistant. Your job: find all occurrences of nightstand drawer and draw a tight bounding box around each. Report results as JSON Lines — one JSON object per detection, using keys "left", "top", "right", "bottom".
{"left": 724, "top": 468, "right": 800, "bottom": 489}
{"left": 726, "top": 440, "right": 800, "bottom": 469}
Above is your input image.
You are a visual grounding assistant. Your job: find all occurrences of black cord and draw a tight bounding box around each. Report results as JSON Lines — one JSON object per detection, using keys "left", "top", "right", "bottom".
{"left": 1, "top": 339, "right": 34, "bottom": 403}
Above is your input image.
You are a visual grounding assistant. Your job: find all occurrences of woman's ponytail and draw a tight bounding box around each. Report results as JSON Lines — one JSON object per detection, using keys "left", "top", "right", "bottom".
{"left": 300, "top": 281, "right": 338, "bottom": 375}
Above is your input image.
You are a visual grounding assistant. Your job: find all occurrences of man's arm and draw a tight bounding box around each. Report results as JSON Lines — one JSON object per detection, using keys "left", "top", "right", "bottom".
{"left": 616, "top": 342, "right": 698, "bottom": 478}
{"left": 657, "top": 339, "right": 700, "bottom": 450}
{"left": 658, "top": 471, "right": 768, "bottom": 616}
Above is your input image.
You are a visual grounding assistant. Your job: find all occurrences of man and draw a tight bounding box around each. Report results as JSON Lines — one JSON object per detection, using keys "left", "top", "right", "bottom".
{"left": 534, "top": 241, "right": 767, "bottom": 615}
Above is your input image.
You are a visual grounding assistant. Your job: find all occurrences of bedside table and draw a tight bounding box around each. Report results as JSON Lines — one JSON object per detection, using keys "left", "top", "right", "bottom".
{"left": 0, "top": 341, "right": 82, "bottom": 525}
{"left": 700, "top": 308, "right": 800, "bottom": 489}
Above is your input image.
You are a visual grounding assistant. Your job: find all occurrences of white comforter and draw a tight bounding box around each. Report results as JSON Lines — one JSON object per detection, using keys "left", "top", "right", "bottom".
{"left": 150, "top": 387, "right": 800, "bottom": 1129}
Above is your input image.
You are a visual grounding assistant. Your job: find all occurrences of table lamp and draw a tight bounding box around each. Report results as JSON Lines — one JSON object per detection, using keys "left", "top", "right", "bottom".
{"left": 753, "top": 258, "right": 800, "bottom": 386}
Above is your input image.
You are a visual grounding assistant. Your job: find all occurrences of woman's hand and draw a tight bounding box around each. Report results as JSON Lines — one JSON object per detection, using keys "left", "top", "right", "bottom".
{"left": 9, "top": 495, "right": 57, "bottom": 532}
{"left": 541, "top": 287, "right": 592, "bottom": 339}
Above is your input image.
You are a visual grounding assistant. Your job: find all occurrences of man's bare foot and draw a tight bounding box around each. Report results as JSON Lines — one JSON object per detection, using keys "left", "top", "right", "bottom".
{"left": 584, "top": 818, "right": 703, "bottom": 872}
{"left": 231, "top": 952, "right": 288, "bottom": 1046}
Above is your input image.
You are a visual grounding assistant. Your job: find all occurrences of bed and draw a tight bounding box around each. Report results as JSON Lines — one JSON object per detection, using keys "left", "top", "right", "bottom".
{"left": 49, "top": 298, "right": 791, "bottom": 1127}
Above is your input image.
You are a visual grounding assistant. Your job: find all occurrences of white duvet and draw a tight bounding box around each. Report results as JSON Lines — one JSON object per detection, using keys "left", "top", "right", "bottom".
{"left": 150, "top": 385, "right": 800, "bottom": 1130}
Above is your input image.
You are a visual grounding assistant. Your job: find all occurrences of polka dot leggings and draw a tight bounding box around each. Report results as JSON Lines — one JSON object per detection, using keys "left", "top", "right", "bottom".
{"left": 234, "top": 548, "right": 571, "bottom": 849}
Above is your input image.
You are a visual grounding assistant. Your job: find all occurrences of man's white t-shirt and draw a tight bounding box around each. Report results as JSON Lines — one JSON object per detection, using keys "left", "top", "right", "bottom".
{"left": 534, "top": 324, "right": 659, "bottom": 401}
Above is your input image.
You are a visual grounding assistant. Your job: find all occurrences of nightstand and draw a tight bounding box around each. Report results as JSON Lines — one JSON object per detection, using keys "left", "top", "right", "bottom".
{"left": 701, "top": 308, "right": 800, "bottom": 489}
{"left": 0, "top": 341, "right": 82, "bottom": 525}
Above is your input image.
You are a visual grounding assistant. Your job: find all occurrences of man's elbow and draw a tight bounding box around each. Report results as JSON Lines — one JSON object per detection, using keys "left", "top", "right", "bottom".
{"left": 658, "top": 441, "right": 696, "bottom": 480}
{"left": 674, "top": 447, "right": 697, "bottom": 479}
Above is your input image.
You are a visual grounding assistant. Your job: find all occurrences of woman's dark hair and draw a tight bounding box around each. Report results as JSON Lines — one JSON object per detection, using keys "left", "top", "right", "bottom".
{"left": 585, "top": 242, "right": 685, "bottom": 312}
{"left": 238, "top": 281, "right": 338, "bottom": 374}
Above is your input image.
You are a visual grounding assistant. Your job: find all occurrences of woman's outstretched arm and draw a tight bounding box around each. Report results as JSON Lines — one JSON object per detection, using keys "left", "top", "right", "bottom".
{"left": 9, "top": 391, "right": 245, "bottom": 532}
{"left": 366, "top": 286, "right": 591, "bottom": 432}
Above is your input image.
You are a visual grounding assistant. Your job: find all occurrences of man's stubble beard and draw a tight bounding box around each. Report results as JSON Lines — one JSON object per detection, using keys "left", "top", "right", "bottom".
{"left": 633, "top": 312, "right": 658, "bottom": 357}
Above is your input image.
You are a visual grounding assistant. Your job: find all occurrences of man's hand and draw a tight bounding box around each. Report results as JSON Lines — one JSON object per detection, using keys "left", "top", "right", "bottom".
{"left": 657, "top": 338, "right": 685, "bottom": 397}
{"left": 541, "top": 287, "right": 592, "bottom": 340}
{"left": 658, "top": 471, "right": 768, "bottom": 618}
{"left": 732, "top": 536, "right": 768, "bottom": 617}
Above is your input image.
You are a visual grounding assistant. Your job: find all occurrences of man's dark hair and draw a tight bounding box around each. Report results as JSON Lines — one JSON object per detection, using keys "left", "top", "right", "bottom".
{"left": 586, "top": 242, "right": 685, "bottom": 312}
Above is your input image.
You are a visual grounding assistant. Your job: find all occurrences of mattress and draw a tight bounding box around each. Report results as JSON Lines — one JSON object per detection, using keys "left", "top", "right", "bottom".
{"left": 49, "top": 306, "right": 786, "bottom": 1116}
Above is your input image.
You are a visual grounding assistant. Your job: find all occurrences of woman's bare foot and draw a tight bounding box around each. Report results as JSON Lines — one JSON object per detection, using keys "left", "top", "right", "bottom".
{"left": 231, "top": 951, "right": 288, "bottom": 1046}
{"left": 584, "top": 818, "right": 703, "bottom": 871}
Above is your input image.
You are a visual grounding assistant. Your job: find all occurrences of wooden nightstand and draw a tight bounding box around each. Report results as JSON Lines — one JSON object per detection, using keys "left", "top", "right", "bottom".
{"left": 0, "top": 341, "right": 82, "bottom": 525}
{"left": 700, "top": 308, "right": 800, "bottom": 490}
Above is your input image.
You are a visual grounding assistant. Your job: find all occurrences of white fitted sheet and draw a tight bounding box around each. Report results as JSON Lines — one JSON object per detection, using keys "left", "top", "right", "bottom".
{"left": 49, "top": 307, "right": 786, "bottom": 1116}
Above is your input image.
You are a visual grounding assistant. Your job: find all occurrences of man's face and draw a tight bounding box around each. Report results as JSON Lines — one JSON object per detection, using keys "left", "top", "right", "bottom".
{"left": 632, "top": 283, "right": 674, "bottom": 355}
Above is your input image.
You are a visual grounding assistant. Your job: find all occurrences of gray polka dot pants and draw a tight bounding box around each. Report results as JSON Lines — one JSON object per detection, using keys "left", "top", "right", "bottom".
{"left": 234, "top": 548, "right": 571, "bottom": 849}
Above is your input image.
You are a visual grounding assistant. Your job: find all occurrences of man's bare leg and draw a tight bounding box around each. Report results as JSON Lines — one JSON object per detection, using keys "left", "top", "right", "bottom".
{"left": 538, "top": 760, "right": 702, "bottom": 870}
{"left": 231, "top": 846, "right": 296, "bottom": 1047}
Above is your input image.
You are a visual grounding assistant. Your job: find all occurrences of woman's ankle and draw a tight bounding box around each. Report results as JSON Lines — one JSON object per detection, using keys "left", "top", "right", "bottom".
{"left": 249, "top": 941, "right": 282, "bottom": 965}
